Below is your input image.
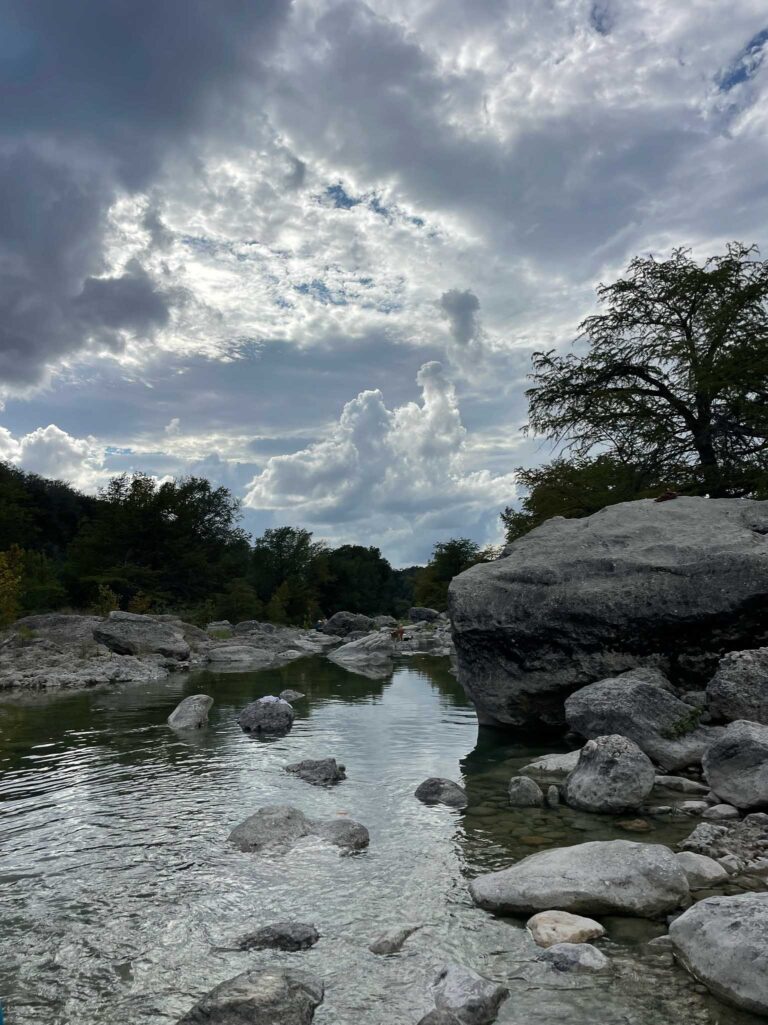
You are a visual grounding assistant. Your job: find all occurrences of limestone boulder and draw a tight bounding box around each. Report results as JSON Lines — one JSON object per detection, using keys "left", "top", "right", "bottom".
{"left": 563, "top": 734, "right": 655, "bottom": 813}
{"left": 449, "top": 498, "right": 768, "bottom": 728}
{"left": 707, "top": 647, "right": 768, "bottom": 724}
{"left": 703, "top": 720, "right": 768, "bottom": 809}
{"left": 94, "top": 611, "right": 190, "bottom": 660}
{"left": 176, "top": 967, "right": 323, "bottom": 1024}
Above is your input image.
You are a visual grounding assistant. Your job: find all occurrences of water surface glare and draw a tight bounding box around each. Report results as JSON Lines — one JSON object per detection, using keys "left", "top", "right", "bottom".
{"left": 0, "top": 656, "right": 761, "bottom": 1024}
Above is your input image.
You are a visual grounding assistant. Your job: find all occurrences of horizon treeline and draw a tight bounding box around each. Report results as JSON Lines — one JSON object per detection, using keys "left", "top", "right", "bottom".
{"left": 0, "top": 463, "right": 491, "bottom": 628}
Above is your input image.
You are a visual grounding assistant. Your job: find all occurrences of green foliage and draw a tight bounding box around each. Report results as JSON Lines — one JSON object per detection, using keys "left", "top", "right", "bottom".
{"left": 501, "top": 454, "right": 681, "bottom": 542}
{"left": 661, "top": 707, "right": 702, "bottom": 740}
{"left": 91, "top": 584, "right": 119, "bottom": 617}
{"left": 414, "top": 538, "right": 494, "bottom": 611}
{"left": 0, "top": 545, "right": 24, "bottom": 627}
{"left": 526, "top": 243, "right": 768, "bottom": 500}
{"left": 265, "top": 580, "right": 291, "bottom": 624}
{"left": 214, "top": 579, "right": 263, "bottom": 624}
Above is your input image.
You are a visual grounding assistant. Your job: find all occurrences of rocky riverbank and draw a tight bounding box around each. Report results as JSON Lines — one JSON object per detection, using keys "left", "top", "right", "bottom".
{"left": 0, "top": 606, "right": 455, "bottom": 692}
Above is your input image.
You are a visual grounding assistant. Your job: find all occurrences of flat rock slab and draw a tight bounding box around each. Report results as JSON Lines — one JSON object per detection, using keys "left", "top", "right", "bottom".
{"left": 285, "top": 758, "right": 346, "bottom": 786}
{"left": 168, "top": 694, "right": 213, "bottom": 730}
{"left": 670, "top": 893, "right": 768, "bottom": 1015}
{"left": 415, "top": 778, "right": 468, "bottom": 808}
{"left": 520, "top": 750, "right": 581, "bottom": 777}
{"left": 208, "top": 645, "right": 275, "bottom": 666}
{"left": 94, "top": 611, "right": 190, "bottom": 660}
{"left": 470, "top": 840, "right": 689, "bottom": 918}
{"left": 228, "top": 804, "right": 369, "bottom": 854}
{"left": 176, "top": 967, "right": 324, "bottom": 1024}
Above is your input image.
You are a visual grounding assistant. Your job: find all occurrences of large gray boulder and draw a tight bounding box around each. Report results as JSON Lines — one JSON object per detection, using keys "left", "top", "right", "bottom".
{"left": 707, "top": 647, "right": 768, "bottom": 724}
{"left": 428, "top": 963, "right": 508, "bottom": 1025}
{"left": 237, "top": 696, "right": 295, "bottom": 735}
{"left": 702, "top": 720, "right": 768, "bottom": 809}
{"left": 176, "top": 967, "right": 323, "bottom": 1024}
{"left": 167, "top": 694, "right": 213, "bottom": 730}
{"left": 563, "top": 734, "right": 655, "bottom": 813}
{"left": 448, "top": 498, "right": 768, "bottom": 729}
{"left": 93, "top": 611, "right": 190, "bottom": 660}
{"left": 320, "top": 611, "right": 375, "bottom": 637}
{"left": 669, "top": 893, "right": 768, "bottom": 1015}
{"left": 470, "top": 840, "right": 689, "bottom": 917}
{"left": 12, "top": 613, "right": 102, "bottom": 645}
{"left": 565, "top": 668, "right": 722, "bottom": 770}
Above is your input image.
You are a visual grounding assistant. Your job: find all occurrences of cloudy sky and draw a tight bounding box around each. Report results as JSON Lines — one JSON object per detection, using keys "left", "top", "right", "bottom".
{"left": 1, "top": 0, "right": 767, "bottom": 564}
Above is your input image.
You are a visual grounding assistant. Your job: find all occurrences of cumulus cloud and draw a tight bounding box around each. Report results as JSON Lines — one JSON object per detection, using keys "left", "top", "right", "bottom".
{"left": 244, "top": 362, "right": 515, "bottom": 563}
{"left": 0, "top": 424, "right": 107, "bottom": 491}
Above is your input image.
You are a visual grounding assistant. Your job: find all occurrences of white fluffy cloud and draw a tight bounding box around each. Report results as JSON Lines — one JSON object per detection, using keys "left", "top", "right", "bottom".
{"left": 244, "top": 361, "right": 516, "bottom": 563}
{"left": 0, "top": 425, "right": 107, "bottom": 491}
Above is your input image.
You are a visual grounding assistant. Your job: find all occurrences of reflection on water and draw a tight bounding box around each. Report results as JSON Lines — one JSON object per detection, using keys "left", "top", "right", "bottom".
{"left": 0, "top": 656, "right": 761, "bottom": 1024}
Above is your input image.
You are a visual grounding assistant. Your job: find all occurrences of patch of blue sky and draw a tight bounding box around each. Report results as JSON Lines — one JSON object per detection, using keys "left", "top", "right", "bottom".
{"left": 718, "top": 27, "right": 768, "bottom": 92}
{"left": 589, "top": 1, "right": 614, "bottom": 36}
{"left": 325, "top": 183, "right": 361, "bottom": 208}
{"left": 294, "top": 279, "right": 348, "bottom": 305}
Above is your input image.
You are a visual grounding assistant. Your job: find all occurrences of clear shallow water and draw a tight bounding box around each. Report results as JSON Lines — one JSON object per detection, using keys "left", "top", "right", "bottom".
{"left": 0, "top": 656, "right": 761, "bottom": 1025}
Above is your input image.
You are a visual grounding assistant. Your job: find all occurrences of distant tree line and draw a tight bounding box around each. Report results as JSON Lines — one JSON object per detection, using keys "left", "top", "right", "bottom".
{"left": 0, "top": 463, "right": 491, "bottom": 627}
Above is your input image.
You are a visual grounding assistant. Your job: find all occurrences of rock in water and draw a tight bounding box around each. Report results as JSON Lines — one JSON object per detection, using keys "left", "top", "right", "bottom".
{"left": 237, "top": 696, "right": 295, "bottom": 735}
{"left": 470, "top": 840, "right": 689, "bottom": 917}
{"left": 537, "top": 942, "right": 609, "bottom": 973}
{"left": 233, "top": 923, "right": 320, "bottom": 952}
{"left": 563, "top": 735, "right": 655, "bottom": 813}
{"left": 703, "top": 720, "right": 768, "bottom": 809}
{"left": 508, "top": 776, "right": 544, "bottom": 807}
{"left": 175, "top": 967, "right": 323, "bottom": 1024}
{"left": 520, "top": 750, "right": 581, "bottom": 777}
{"left": 526, "top": 910, "right": 605, "bottom": 948}
{"left": 94, "top": 610, "right": 190, "bottom": 660}
{"left": 167, "top": 694, "right": 213, "bottom": 730}
{"left": 565, "top": 669, "right": 722, "bottom": 770}
{"left": 429, "top": 963, "right": 508, "bottom": 1024}
{"left": 327, "top": 632, "right": 395, "bottom": 677}
{"left": 669, "top": 893, "right": 768, "bottom": 1015}
{"left": 368, "top": 924, "right": 421, "bottom": 954}
{"left": 285, "top": 758, "right": 346, "bottom": 786}
{"left": 228, "top": 805, "right": 369, "bottom": 854}
{"left": 448, "top": 497, "right": 768, "bottom": 728}
{"left": 414, "top": 778, "right": 468, "bottom": 808}
{"left": 280, "top": 689, "right": 305, "bottom": 702}
{"left": 707, "top": 647, "right": 768, "bottom": 724}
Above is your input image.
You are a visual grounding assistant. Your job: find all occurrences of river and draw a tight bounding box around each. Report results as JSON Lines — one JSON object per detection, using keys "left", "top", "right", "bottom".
{"left": 0, "top": 655, "right": 761, "bottom": 1024}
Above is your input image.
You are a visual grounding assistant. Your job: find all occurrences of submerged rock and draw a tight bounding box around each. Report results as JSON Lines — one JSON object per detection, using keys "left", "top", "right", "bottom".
{"left": 368, "top": 923, "right": 421, "bottom": 955}
{"left": 563, "top": 734, "right": 655, "bottom": 813}
{"left": 526, "top": 910, "right": 605, "bottom": 948}
{"left": 280, "top": 689, "right": 306, "bottom": 702}
{"left": 508, "top": 776, "right": 544, "bottom": 807}
{"left": 237, "top": 696, "right": 295, "bottom": 735}
{"left": 537, "top": 942, "right": 609, "bottom": 973}
{"left": 167, "top": 694, "right": 213, "bottom": 730}
{"left": 429, "top": 963, "right": 508, "bottom": 1025}
{"left": 285, "top": 758, "right": 346, "bottom": 786}
{"left": 327, "top": 632, "right": 394, "bottom": 678}
{"left": 208, "top": 645, "right": 275, "bottom": 666}
{"left": 94, "top": 611, "right": 190, "bottom": 660}
{"left": 448, "top": 497, "right": 768, "bottom": 729}
{"left": 227, "top": 804, "right": 369, "bottom": 853}
{"left": 520, "top": 750, "right": 581, "bottom": 777}
{"left": 176, "top": 967, "right": 323, "bottom": 1024}
{"left": 470, "top": 840, "right": 689, "bottom": 917}
{"left": 707, "top": 647, "right": 768, "bottom": 724}
{"left": 415, "top": 778, "right": 468, "bottom": 809}
{"left": 565, "top": 669, "right": 723, "bottom": 770}
{"left": 703, "top": 720, "right": 768, "bottom": 809}
{"left": 669, "top": 893, "right": 768, "bottom": 1015}
{"left": 233, "top": 922, "right": 320, "bottom": 952}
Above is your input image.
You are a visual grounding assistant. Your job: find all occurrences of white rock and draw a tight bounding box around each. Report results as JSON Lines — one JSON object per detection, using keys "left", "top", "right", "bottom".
{"left": 675, "top": 852, "right": 729, "bottom": 889}
{"left": 526, "top": 910, "right": 605, "bottom": 948}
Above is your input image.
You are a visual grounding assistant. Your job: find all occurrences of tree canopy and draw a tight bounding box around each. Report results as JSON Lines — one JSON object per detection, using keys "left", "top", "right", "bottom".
{"left": 526, "top": 243, "right": 768, "bottom": 498}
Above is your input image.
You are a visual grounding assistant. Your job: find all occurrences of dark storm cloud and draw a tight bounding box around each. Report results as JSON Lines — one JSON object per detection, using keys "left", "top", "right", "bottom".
{"left": 0, "top": 0, "right": 290, "bottom": 387}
